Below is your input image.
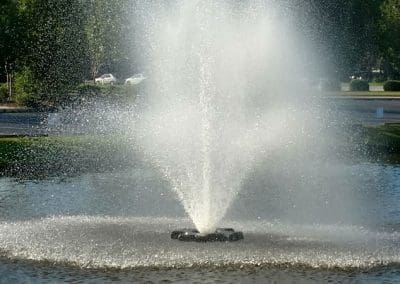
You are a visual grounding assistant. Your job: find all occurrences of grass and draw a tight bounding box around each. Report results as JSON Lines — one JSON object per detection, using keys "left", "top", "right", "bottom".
{"left": 328, "top": 91, "right": 400, "bottom": 97}
{"left": 363, "top": 124, "right": 400, "bottom": 151}
{"left": 2, "top": 124, "right": 400, "bottom": 178}
{"left": 0, "top": 135, "right": 136, "bottom": 178}
{"left": 369, "top": 82, "right": 385, "bottom": 86}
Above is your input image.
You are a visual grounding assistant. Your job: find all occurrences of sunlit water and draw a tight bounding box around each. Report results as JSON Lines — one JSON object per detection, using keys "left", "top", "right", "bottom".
{"left": 1, "top": 162, "right": 400, "bottom": 282}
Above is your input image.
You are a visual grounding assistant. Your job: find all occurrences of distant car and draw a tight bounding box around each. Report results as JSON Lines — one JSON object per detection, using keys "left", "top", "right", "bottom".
{"left": 125, "top": 73, "right": 146, "bottom": 85}
{"left": 95, "top": 73, "right": 117, "bottom": 85}
{"left": 171, "top": 228, "right": 244, "bottom": 242}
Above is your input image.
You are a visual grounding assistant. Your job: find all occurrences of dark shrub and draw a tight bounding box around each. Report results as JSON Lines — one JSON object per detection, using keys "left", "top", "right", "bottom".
{"left": 75, "top": 84, "right": 101, "bottom": 96}
{"left": 98, "top": 84, "right": 124, "bottom": 96}
{"left": 350, "top": 79, "right": 369, "bottom": 91}
{"left": 0, "top": 83, "right": 7, "bottom": 102}
{"left": 383, "top": 80, "right": 400, "bottom": 91}
{"left": 372, "top": 77, "right": 386, "bottom": 83}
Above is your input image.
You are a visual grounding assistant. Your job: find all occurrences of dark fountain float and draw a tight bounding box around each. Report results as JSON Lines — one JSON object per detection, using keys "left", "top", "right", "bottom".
{"left": 171, "top": 228, "right": 244, "bottom": 242}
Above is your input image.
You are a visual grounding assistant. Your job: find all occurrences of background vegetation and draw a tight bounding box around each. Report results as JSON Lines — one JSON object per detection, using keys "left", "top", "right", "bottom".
{"left": 0, "top": 0, "right": 134, "bottom": 107}
{"left": 350, "top": 79, "right": 370, "bottom": 91}
{"left": 1, "top": 0, "right": 400, "bottom": 106}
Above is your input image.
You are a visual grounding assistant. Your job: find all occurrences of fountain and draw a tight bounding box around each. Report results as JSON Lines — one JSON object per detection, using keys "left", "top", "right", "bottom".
{"left": 3, "top": 1, "right": 400, "bottom": 282}
{"left": 133, "top": 1, "right": 324, "bottom": 234}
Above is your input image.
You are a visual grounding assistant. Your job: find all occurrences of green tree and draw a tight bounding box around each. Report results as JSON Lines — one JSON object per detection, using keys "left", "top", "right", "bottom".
{"left": 0, "top": 0, "right": 23, "bottom": 99}
{"left": 21, "top": 0, "right": 88, "bottom": 102}
{"left": 309, "top": 0, "right": 384, "bottom": 80}
{"left": 84, "top": 0, "right": 132, "bottom": 81}
{"left": 380, "top": 0, "right": 400, "bottom": 79}
{"left": 13, "top": 66, "right": 38, "bottom": 106}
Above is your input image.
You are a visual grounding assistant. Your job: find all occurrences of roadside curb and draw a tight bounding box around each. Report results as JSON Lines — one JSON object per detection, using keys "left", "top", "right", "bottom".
{"left": 0, "top": 134, "right": 49, "bottom": 138}
{"left": 0, "top": 108, "right": 34, "bottom": 113}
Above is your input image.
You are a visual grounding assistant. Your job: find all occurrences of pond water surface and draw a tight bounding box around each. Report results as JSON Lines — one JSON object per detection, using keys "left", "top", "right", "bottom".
{"left": 1, "top": 162, "right": 400, "bottom": 283}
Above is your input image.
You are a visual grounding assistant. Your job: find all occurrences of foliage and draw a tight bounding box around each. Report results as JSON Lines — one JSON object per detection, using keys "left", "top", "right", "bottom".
{"left": 83, "top": 1, "right": 132, "bottom": 81}
{"left": 0, "top": 0, "right": 22, "bottom": 81}
{"left": 21, "top": 0, "right": 89, "bottom": 100}
{"left": 364, "top": 124, "right": 400, "bottom": 153}
{"left": 350, "top": 79, "right": 369, "bottom": 91}
{"left": 13, "top": 66, "right": 39, "bottom": 106}
{"left": 75, "top": 83, "right": 137, "bottom": 98}
{"left": 384, "top": 80, "right": 400, "bottom": 91}
{"left": 0, "top": 83, "right": 8, "bottom": 102}
{"left": 372, "top": 77, "right": 386, "bottom": 83}
{"left": 75, "top": 84, "right": 102, "bottom": 96}
{"left": 1, "top": 0, "right": 135, "bottom": 107}
{"left": 71, "top": 84, "right": 138, "bottom": 106}
{"left": 3, "top": 0, "right": 400, "bottom": 107}
{"left": 306, "top": 0, "right": 384, "bottom": 80}
{"left": 379, "top": 0, "right": 400, "bottom": 79}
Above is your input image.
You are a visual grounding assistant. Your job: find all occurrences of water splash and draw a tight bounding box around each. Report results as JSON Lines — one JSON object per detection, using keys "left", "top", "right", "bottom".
{"left": 1, "top": 216, "right": 400, "bottom": 269}
{"left": 133, "top": 1, "right": 320, "bottom": 233}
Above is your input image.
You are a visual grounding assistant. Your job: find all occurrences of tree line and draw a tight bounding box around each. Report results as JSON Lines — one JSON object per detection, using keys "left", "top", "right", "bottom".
{"left": 0, "top": 0, "right": 399, "bottom": 105}
{"left": 0, "top": 0, "right": 133, "bottom": 105}
{"left": 307, "top": 0, "right": 399, "bottom": 81}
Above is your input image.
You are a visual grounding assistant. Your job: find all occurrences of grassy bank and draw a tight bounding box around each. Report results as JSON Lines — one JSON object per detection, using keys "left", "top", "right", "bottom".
{"left": 329, "top": 91, "right": 400, "bottom": 97}
{"left": 2, "top": 125, "right": 400, "bottom": 178}
{"left": 362, "top": 124, "right": 400, "bottom": 152}
{"left": 369, "top": 82, "right": 385, "bottom": 86}
{"left": 0, "top": 135, "right": 136, "bottom": 178}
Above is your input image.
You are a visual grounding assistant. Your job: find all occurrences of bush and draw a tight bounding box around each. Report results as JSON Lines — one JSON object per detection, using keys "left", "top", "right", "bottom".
{"left": 372, "top": 77, "right": 386, "bottom": 83}
{"left": 14, "top": 67, "right": 40, "bottom": 106}
{"left": 350, "top": 79, "right": 369, "bottom": 91}
{"left": 383, "top": 80, "right": 400, "bottom": 91}
{"left": 0, "top": 83, "right": 7, "bottom": 102}
{"left": 75, "top": 84, "right": 134, "bottom": 96}
{"left": 97, "top": 84, "right": 124, "bottom": 96}
{"left": 75, "top": 84, "right": 101, "bottom": 96}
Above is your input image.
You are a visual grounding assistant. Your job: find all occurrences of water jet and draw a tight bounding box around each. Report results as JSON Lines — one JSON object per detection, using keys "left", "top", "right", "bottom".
{"left": 133, "top": 0, "right": 316, "bottom": 235}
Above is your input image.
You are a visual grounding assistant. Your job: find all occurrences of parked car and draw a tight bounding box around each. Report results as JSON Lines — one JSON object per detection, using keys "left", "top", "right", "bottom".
{"left": 95, "top": 73, "right": 117, "bottom": 85}
{"left": 125, "top": 73, "right": 146, "bottom": 85}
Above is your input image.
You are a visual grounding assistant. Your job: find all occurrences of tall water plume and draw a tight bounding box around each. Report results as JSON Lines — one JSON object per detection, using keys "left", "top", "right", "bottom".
{"left": 133, "top": 1, "right": 326, "bottom": 233}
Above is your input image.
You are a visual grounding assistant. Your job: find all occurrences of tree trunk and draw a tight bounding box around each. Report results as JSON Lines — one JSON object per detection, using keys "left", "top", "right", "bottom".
{"left": 5, "top": 62, "right": 12, "bottom": 101}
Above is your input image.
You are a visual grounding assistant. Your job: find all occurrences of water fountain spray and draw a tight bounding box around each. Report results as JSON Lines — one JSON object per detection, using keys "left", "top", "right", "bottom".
{"left": 133, "top": 0, "right": 318, "bottom": 235}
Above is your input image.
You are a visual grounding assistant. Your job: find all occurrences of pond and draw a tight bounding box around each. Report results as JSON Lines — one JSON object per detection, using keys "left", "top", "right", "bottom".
{"left": 1, "top": 162, "right": 400, "bottom": 282}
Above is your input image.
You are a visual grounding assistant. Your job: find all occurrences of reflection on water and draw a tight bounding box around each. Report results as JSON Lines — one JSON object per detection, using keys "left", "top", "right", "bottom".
{"left": 0, "top": 162, "right": 400, "bottom": 282}
{"left": 2, "top": 162, "right": 400, "bottom": 225}
{"left": 0, "top": 169, "right": 184, "bottom": 221}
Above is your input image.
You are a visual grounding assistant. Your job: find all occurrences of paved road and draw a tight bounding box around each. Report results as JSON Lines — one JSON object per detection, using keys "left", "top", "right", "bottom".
{"left": 1, "top": 98, "right": 400, "bottom": 136}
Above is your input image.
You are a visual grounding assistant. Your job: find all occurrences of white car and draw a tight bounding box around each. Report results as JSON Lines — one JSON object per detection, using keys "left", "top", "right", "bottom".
{"left": 125, "top": 73, "right": 146, "bottom": 85}
{"left": 95, "top": 73, "right": 117, "bottom": 85}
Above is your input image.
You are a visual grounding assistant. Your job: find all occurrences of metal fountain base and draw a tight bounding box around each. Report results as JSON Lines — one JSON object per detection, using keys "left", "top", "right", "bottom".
{"left": 171, "top": 228, "right": 244, "bottom": 242}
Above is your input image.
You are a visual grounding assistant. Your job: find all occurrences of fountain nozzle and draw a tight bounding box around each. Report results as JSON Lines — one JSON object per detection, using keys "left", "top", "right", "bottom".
{"left": 171, "top": 228, "right": 244, "bottom": 242}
